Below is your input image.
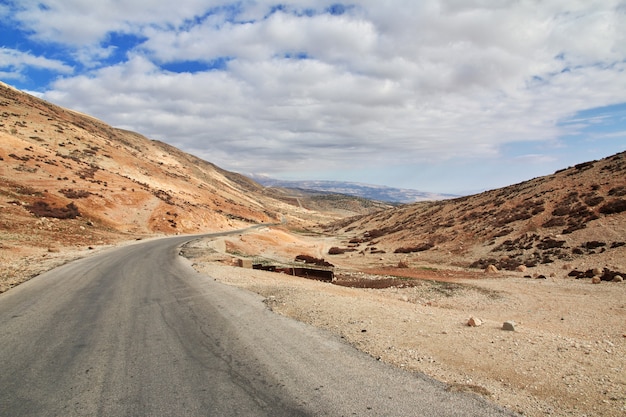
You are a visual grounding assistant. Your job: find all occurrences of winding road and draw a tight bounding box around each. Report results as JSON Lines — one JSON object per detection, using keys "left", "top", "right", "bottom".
{"left": 0, "top": 233, "right": 516, "bottom": 416}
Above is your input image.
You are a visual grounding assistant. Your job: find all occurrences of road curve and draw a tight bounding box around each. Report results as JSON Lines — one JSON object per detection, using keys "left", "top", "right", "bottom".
{"left": 0, "top": 234, "right": 517, "bottom": 416}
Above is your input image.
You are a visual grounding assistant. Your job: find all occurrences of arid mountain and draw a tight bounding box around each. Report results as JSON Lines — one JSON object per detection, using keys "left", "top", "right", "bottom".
{"left": 0, "top": 82, "right": 339, "bottom": 258}
{"left": 250, "top": 175, "right": 457, "bottom": 203}
{"left": 259, "top": 184, "right": 394, "bottom": 215}
{"left": 326, "top": 152, "right": 626, "bottom": 275}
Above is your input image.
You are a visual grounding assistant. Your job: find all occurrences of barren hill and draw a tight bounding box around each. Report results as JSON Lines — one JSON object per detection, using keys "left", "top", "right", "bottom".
{"left": 325, "top": 152, "right": 626, "bottom": 276}
{"left": 0, "top": 82, "right": 344, "bottom": 290}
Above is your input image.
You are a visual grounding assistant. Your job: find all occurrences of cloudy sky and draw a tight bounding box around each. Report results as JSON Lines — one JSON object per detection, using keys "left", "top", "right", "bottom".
{"left": 1, "top": 1, "right": 625, "bottom": 194}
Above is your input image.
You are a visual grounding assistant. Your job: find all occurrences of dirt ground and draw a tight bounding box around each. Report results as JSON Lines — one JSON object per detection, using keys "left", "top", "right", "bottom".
{"left": 181, "top": 227, "right": 626, "bottom": 417}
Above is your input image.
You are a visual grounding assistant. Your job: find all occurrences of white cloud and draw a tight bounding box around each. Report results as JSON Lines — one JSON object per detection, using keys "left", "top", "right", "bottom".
{"left": 13, "top": 0, "right": 211, "bottom": 44}
{"left": 0, "top": 47, "right": 74, "bottom": 79}
{"left": 10, "top": 0, "right": 622, "bottom": 190}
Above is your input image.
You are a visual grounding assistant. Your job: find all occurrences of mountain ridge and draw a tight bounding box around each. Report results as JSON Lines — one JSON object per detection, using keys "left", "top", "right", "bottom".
{"left": 249, "top": 175, "right": 457, "bottom": 203}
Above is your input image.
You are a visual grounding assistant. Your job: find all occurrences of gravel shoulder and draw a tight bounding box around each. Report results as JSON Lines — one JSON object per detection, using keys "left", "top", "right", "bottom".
{"left": 183, "top": 232, "right": 626, "bottom": 417}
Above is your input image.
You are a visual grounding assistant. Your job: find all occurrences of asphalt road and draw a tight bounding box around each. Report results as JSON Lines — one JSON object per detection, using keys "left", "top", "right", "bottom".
{"left": 0, "top": 234, "right": 517, "bottom": 416}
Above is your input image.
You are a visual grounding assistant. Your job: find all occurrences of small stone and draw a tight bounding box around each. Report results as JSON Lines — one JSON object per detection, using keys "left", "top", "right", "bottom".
{"left": 592, "top": 267, "right": 603, "bottom": 276}
{"left": 467, "top": 317, "right": 483, "bottom": 327}
{"left": 592, "top": 276, "right": 602, "bottom": 284}
{"left": 516, "top": 265, "right": 527, "bottom": 272}
{"left": 485, "top": 264, "right": 498, "bottom": 274}
{"left": 612, "top": 275, "right": 623, "bottom": 283}
{"left": 502, "top": 321, "right": 516, "bottom": 331}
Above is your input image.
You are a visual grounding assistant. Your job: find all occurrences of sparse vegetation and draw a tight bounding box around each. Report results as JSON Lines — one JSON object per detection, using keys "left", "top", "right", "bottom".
{"left": 295, "top": 254, "right": 334, "bottom": 267}
{"left": 599, "top": 199, "right": 626, "bottom": 214}
{"left": 394, "top": 243, "right": 434, "bottom": 253}
{"left": 26, "top": 201, "right": 80, "bottom": 219}
{"left": 59, "top": 188, "right": 91, "bottom": 199}
{"left": 328, "top": 247, "right": 357, "bottom": 255}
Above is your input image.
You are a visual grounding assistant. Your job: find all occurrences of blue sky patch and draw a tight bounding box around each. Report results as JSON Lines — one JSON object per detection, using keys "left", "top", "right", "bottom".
{"left": 102, "top": 32, "right": 147, "bottom": 65}
{"left": 327, "top": 4, "right": 350, "bottom": 15}
{"left": 162, "top": 57, "right": 232, "bottom": 73}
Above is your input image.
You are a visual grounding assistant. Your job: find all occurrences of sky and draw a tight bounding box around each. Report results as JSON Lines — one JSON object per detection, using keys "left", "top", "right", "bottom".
{"left": 1, "top": 0, "right": 625, "bottom": 195}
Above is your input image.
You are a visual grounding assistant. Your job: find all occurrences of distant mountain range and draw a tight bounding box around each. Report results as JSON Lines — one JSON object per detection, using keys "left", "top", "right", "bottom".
{"left": 248, "top": 175, "right": 457, "bottom": 203}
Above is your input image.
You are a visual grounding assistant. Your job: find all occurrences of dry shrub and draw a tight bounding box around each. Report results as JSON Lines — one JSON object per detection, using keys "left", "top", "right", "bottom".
{"left": 27, "top": 201, "right": 80, "bottom": 219}
{"left": 59, "top": 188, "right": 91, "bottom": 199}
{"left": 295, "top": 254, "right": 334, "bottom": 267}
{"left": 328, "top": 247, "right": 358, "bottom": 255}
{"left": 599, "top": 199, "right": 626, "bottom": 215}
{"left": 394, "top": 243, "right": 434, "bottom": 253}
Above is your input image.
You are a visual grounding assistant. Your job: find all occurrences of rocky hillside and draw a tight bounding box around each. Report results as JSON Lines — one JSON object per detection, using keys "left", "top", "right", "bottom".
{"left": 326, "top": 152, "right": 626, "bottom": 276}
{"left": 0, "top": 82, "right": 336, "bottom": 257}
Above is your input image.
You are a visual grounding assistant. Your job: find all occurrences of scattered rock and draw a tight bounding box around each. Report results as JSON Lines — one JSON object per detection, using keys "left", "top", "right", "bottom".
{"left": 467, "top": 317, "right": 483, "bottom": 327}
{"left": 47, "top": 246, "right": 60, "bottom": 253}
{"left": 516, "top": 265, "right": 527, "bottom": 272}
{"left": 485, "top": 264, "right": 498, "bottom": 274}
{"left": 600, "top": 269, "right": 625, "bottom": 281}
{"left": 591, "top": 276, "right": 602, "bottom": 284}
{"left": 567, "top": 267, "right": 626, "bottom": 281}
{"left": 612, "top": 275, "right": 623, "bottom": 283}
{"left": 502, "top": 321, "right": 516, "bottom": 331}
